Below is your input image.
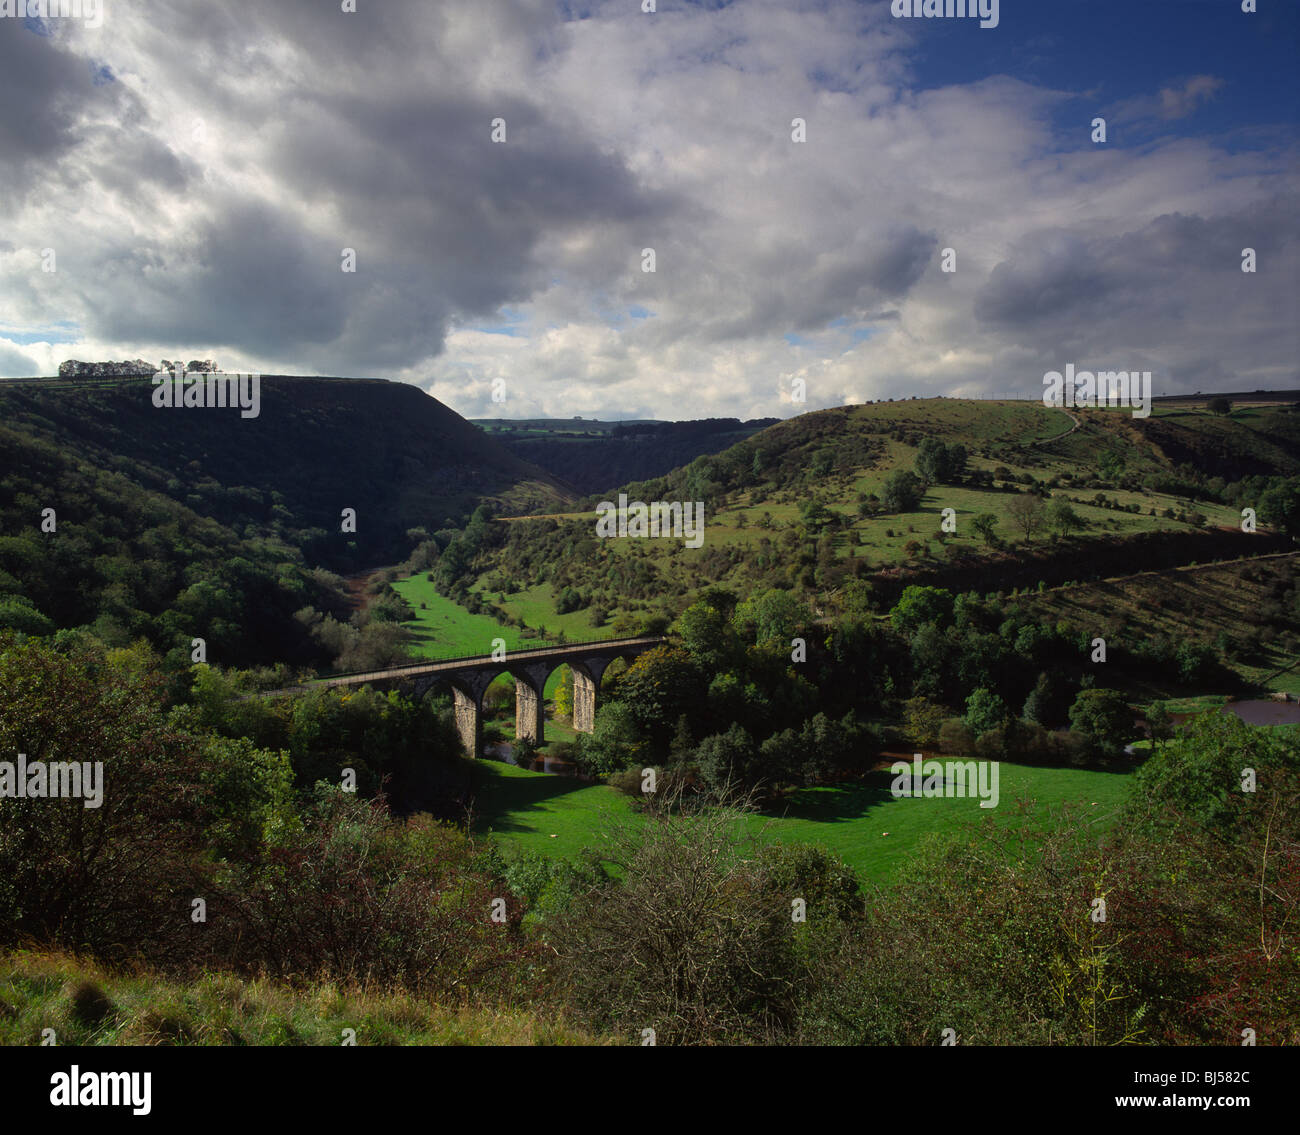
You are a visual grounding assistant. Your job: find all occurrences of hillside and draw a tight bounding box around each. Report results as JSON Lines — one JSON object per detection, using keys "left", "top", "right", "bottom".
{"left": 0, "top": 375, "right": 571, "bottom": 667}
{"left": 1005, "top": 553, "right": 1300, "bottom": 695}
{"left": 430, "top": 398, "right": 1299, "bottom": 644}
{"left": 0, "top": 376, "right": 570, "bottom": 569}
{"left": 474, "top": 415, "right": 780, "bottom": 496}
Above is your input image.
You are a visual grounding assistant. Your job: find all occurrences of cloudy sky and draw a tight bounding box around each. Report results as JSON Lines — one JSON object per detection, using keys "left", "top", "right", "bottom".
{"left": 2, "top": 0, "right": 1297, "bottom": 420}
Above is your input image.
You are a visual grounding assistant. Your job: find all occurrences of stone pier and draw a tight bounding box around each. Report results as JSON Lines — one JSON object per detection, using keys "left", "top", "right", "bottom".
{"left": 301, "top": 636, "right": 667, "bottom": 758}
{"left": 512, "top": 662, "right": 551, "bottom": 745}
{"left": 452, "top": 686, "right": 483, "bottom": 759}
{"left": 571, "top": 657, "right": 616, "bottom": 734}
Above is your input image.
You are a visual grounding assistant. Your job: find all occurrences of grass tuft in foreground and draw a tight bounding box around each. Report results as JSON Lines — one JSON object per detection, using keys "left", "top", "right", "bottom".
{"left": 0, "top": 950, "right": 613, "bottom": 1047}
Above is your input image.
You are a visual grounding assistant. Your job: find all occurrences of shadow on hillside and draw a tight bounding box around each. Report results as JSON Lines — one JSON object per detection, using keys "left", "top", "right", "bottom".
{"left": 761, "top": 770, "right": 897, "bottom": 825}
{"left": 400, "top": 629, "right": 440, "bottom": 654}
{"left": 468, "top": 757, "right": 597, "bottom": 834}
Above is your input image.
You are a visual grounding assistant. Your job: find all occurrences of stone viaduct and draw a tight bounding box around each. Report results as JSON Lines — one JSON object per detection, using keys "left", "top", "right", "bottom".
{"left": 304, "top": 636, "right": 667, "bottom": 757}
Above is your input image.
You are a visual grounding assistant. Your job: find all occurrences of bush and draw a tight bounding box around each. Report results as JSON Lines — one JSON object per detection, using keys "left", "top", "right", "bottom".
{"left": 903, "top": 696, "right": 948, "bottom": 748}
{"left": 964, "top": 688, "right": 1009, "bottom": 738}
{"left": 571, "top": 701, "right": 647, "bottom": 777}
{"left": 694, "top": 723, "right": 756, "bottom": 793}
{"left": 207, "top": 788, "right": 535, "bottom": 995}
{"left": 1068, "top": 688, "right": 1135, "bottom": 761}
{"left": 1124, "top": 711, "right": 1299, "bottom": 834}
{"left": 938, "top": 717, "right": 975, "bottom": 755}
{"left": 882, "top": 470, "right": 925, "bottom": 513}
{"left": 606, "top": 765, "right": 651, "bottom": 797}
{"left": 794, "top": 807, "right": 1152, "bottom": 1045}
{"left": 548, "top": 795, "right": 806, "bottom": 1044}
{"left": 0, "top": 635, "right": 219, "bottom": 963}
{"left": 513, "top": 736, "right": 539, "bottom": 768}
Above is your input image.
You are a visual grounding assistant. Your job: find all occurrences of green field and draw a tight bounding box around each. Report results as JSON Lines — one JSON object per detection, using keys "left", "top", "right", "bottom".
{"left": 472, "top": 760, "right": 641, "bottom": 859}
{"left": 392, "top": 577, "right": 591, "bottom": 699}
{"left": 391, "top": 574, "right": 538, "bottom": 659}
{"left": 736, "top": 762, "right": 1132, "bottom": 883}
{"left": 471, "top": 757, "right": 1134, "bottom": 886}
{"left": 473, "top": 580, "right": 606, "bottom": 640}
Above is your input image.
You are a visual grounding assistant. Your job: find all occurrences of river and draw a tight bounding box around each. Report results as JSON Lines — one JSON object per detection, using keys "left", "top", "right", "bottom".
{"left": 1222, "top": 698, "right": 1300, "bottom": 727}
{"left": 1124, "top": 697, "right": 1300, "bottom": 754}
{"left": 484, "top": 740, "right": 587, "bottom": 778}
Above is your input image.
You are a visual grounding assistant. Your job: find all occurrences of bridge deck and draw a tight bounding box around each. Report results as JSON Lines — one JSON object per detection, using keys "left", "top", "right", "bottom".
{"left": 267, "top": 635, "right": 668, "bottom": 696}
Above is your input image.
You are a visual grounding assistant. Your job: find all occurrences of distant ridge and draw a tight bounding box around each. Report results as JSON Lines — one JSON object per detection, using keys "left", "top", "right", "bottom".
{"left": 0, "top": 374, "right": 571, "bottom": 571}
{"left": 474, "top": 415, "right": 781, "bottom": 496}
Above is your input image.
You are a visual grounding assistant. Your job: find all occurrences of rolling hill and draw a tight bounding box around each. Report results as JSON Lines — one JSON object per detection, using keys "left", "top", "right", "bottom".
{"left": 0, "top": 375, "right": 570, "bottom": 569}
{"left": 0, "top": 374, "right": 572, "bottom": 666}
{"left": 429, "top": 397, "right": 1299, "bottom": 647}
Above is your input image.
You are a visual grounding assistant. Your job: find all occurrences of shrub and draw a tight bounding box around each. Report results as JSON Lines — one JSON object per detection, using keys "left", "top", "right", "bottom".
{"left": 882, "top": 470, "right": 924, "bottom": 513}
{"left": 0, "top": 635, "right": 218, "bottom": 963}
{"left": 606, "top": 765, "right": 651, "bottom": 797}
{"left": 938, "top": 717, "right": 975, "bottom": 755}
{"left": 964, "top": 688, "right": 1009, "bottom": 738}
{"left": 548, "top": 795, "right": 805, "bottom": 1044}
{"left": 1068, "top": 689, "right": 1135, "bottom": 761}
{"left": 208, "top": 788, "right": 534, "bottom": 996}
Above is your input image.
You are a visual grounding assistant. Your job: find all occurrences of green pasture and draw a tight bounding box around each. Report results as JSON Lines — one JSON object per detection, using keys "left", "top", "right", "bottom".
{"left": 471, "top": 757, "right": 1135, "bottom": 887}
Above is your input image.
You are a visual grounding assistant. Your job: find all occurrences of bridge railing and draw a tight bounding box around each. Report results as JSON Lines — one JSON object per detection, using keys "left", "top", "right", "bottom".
{"left": 309, "top": 634, "right": 669, "bottom": 685}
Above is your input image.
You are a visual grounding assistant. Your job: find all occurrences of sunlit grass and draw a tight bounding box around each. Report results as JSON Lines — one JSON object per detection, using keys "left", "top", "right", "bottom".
{"left": 0, "top": 949, "right": 612, "bottom": 1046}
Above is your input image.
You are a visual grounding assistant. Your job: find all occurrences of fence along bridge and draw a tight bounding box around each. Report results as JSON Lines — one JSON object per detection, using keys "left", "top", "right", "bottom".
{"left": 295, "top": 636, "right": 667, "bottom": 758}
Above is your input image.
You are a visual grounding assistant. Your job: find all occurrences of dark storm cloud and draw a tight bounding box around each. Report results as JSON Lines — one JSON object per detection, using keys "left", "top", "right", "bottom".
{"left": 679, "top": 223, "right": 936, "bottom": 343}
{"left": 83, "top": 197, "right": 352, "bottom": 355}
{"left": 0, "top": 20, "right": 125, "bottom": 195}
{"left": 975, "top": 195, "right": 1300, "bottom": 389}
{"left": 265, "top": 84, "right": 670, "bottom": 310}
{"left": 7, "top": 0, "right": 671, "bottom": 372}
{"left": 975, "top": 232, "right": 1123, "bottom": 330}
{"left": 977, "top": 199, "right": 1299, "bottom": 342}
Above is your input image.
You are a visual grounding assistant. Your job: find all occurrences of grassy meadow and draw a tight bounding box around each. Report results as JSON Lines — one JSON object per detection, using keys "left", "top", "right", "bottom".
{"left": 471, "top": 756, "right": 1135, "bottom": 886}
{"left": 392, "top": 573, "right": 539, "bottom": 658}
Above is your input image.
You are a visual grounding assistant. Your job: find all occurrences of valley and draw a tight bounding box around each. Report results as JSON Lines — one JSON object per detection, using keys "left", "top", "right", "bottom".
{"left": 2, "top": 377, "right": 1297, "bottom": 1049}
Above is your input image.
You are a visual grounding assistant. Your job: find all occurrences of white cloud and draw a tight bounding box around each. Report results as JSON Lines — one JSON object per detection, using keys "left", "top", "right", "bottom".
{"left": 0, "top": 2, "right": 1295, "bottom": 418}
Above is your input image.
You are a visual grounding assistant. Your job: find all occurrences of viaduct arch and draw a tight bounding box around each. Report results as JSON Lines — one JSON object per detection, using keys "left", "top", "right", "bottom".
{"left": 301, "top": 636, "right": 667, "bottom": 757}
